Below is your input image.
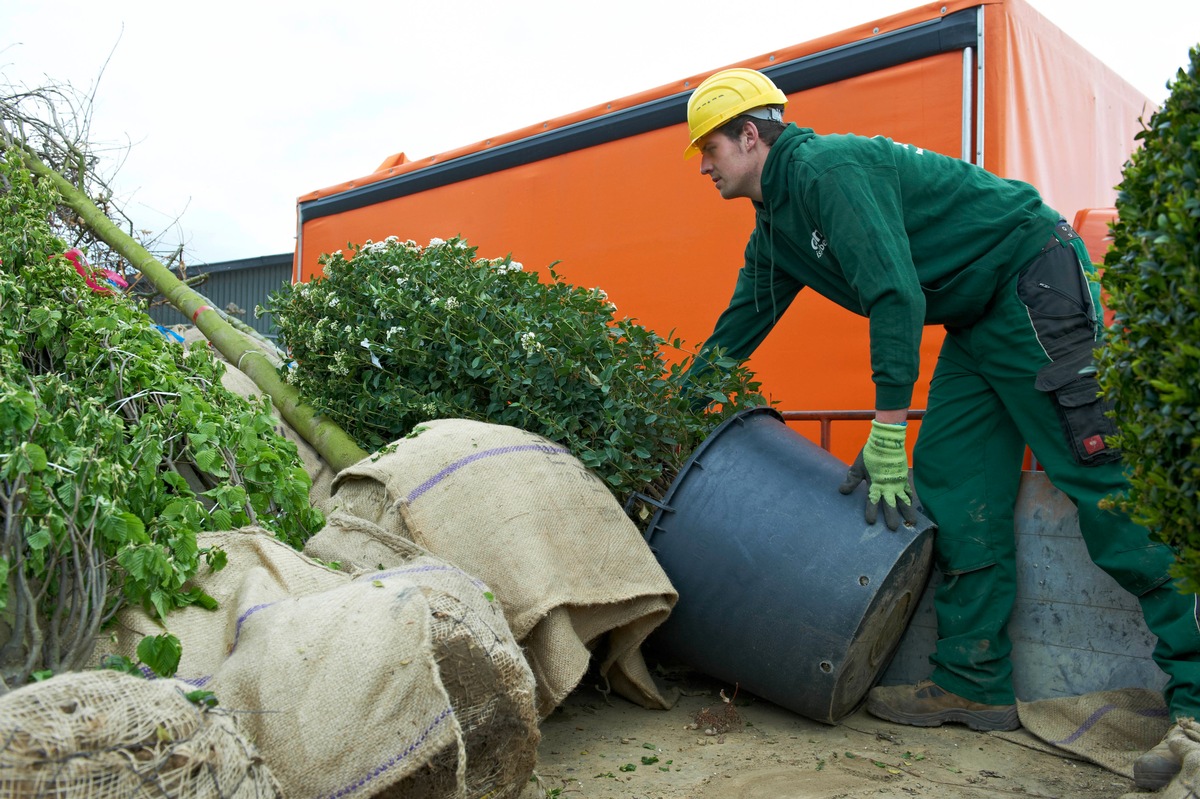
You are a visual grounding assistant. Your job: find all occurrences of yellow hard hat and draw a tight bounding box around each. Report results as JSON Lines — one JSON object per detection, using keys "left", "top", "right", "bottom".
{"left": 684, "top": 68, "right": 788, "bottom": 159}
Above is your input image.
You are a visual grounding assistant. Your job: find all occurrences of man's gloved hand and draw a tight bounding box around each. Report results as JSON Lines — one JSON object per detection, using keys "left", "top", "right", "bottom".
{"left": 838, "top": 420, "right": 918, "bottom": 530}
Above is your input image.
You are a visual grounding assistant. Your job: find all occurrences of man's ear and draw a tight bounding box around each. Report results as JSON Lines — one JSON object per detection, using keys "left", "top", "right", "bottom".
{"left": 741, "top": 120, "right": 762, "bottom": 148}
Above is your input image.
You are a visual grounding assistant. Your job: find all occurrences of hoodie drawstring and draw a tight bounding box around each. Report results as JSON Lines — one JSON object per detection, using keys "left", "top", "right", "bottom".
{"left": 751, "top": 205, "right": 781, "bottom": 324}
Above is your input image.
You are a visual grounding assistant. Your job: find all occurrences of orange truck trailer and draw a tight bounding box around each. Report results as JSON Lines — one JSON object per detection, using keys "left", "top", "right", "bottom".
{"left": 294, "top": 0, "right": 1150, "bottom": 464}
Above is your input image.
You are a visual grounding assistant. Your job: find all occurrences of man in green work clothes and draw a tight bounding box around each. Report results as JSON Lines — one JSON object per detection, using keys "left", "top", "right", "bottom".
{"left": 681, "top": 67, "right": 1200, "bottom": 791}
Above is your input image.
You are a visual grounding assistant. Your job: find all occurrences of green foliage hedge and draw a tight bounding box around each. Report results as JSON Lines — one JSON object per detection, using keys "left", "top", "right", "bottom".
{"left": 0, "top": 149, "right": 323, "bottom": 684}
{"left": 265, "top": 237, "right": 768, "bottom": 509}
{"left": 1098, "top": 45, "right": 1200, "bottom": 590}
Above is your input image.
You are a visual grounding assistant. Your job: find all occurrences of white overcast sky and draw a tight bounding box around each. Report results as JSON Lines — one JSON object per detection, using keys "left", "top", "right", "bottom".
{"left": 2, "top": 0, "right": 1197, "bottom": 265}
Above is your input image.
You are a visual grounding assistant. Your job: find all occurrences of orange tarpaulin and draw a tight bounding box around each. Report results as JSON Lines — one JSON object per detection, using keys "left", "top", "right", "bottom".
{"left": 295, "top": 0, "right": 1149, "bottom": 462}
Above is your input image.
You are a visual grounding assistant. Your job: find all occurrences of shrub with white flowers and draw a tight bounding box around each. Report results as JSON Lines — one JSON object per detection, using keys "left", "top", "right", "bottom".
{"left": 264, "top": 236, "right": 768, "bottom": 509}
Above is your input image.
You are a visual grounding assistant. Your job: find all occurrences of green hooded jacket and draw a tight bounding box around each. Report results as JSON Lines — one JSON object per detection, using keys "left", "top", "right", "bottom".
{"left": 699, "top": 124, "right": 1063, "bottom": 410}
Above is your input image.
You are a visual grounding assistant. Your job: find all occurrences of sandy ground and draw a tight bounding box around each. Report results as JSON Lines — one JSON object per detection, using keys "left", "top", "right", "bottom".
{"left": 524, "top": 668, "right": 1139, "bottom": 799}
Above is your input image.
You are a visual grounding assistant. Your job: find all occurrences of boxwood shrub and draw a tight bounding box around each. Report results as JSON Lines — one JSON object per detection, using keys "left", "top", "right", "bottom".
{"left": 1097, "top": 45, "right": 1200, "bottom": 589}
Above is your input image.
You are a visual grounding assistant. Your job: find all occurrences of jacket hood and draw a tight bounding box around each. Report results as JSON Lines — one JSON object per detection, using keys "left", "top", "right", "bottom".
{"left": 757, "top": 124, "right": 817, "bottom": 208}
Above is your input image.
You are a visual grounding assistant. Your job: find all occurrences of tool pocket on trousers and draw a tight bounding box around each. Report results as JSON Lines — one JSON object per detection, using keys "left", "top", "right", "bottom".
{"left": 1034, "top": 360, "right": 1121, "bottom": 467}
{"left": 935, "top": 540, "right": 997, "bottom": 577}
{"left": 1016, "top": 245, "right": 1098, "bottom": 361}
{"left": 925, "top": 481, "right": 999, "bottom": 576}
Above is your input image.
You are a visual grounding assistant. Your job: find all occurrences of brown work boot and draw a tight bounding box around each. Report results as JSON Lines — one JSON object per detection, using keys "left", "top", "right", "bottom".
{"left": 866, "top": 680, "right": 1020, "bottom": 732}
{"left": 1133, "top": 724, "right": 1183, "bottom": 791}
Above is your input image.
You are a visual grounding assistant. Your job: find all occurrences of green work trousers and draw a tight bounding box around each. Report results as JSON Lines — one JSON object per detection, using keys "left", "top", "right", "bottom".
{"left": 911, "top": 232, "right": 1200, "bottom": 718}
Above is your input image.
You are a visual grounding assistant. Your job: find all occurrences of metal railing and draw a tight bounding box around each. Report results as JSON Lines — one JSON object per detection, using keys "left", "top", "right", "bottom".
{"left": 779, "top": 409, "right": 926, "bottom": 452}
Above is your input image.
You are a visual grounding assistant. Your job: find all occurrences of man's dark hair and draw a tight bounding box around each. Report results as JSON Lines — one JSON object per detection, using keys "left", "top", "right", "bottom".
{"left": 716, "top": 106, "right": 786, "bottom": 147}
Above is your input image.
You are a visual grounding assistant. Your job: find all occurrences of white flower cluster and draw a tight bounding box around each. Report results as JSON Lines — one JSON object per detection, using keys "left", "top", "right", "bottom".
{"left": 360, "top": 337, "right": 383, "bottom": 368}
{"left": 428, "top": 237, "right": 446, "bottom": 248}
{"left": 317, "top": 250, "right": 343, "bottom": 267}
{"left": 311, "top": 317, "right": 329, "bottom": 346}
{"left": 361, "top": 236, "right": 404, "bottom": 255}
{"left": 444, "top": 296, "right": 460, "bottom": 311}
{"left": 593, "top": 287, "right": 616, "bottom": 312}
{"left": 519, "top": 331, "right": 544, "bottom": 354}
{"left": 385, "top": 325, "right": 406, "bottom": 341}
{"left": 319, "top": 250, "right": 344, "bottom": 272}
{"left": 331, "top": 350, "right": 351, "bottom": 377}
{"left": 492, "top": 258, "right": 524, "bottom": 275}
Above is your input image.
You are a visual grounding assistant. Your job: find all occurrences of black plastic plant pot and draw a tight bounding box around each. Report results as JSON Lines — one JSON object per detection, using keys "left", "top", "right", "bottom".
{"left": 643, "top": 406, "right": 934, "bottom": 724}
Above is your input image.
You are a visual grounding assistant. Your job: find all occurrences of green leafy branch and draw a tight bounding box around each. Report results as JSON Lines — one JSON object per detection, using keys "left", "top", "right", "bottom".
{"left": 1, "top": 148, "right": 324, "bottom": 689}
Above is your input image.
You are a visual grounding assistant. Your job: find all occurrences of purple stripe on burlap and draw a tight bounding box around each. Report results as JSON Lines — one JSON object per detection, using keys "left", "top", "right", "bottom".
{"left": 139, "top": 667, "right": 213, "bottom": 689}
{"left": 170, "top": 673, "right": 213, "bottom": 688}
{"left": 187, "top": 569, "right": 485, "bottom": 683}
{"left": 324, "top": 706, "right": 455, "bottom": 798}
{"left": 1050, "top": 703, "right": 1170, "bottom": 746}
{"left": 366, "top": 563, "right": 487, "bottom": 590}
{"left": 230, "top": 602, "right": 274, "bottom": 654}
{"left": 405, "top": 443, "right": 569, "bottom": 503}
{"left": 174, "top": 586, "right": 460, "bottom": 797}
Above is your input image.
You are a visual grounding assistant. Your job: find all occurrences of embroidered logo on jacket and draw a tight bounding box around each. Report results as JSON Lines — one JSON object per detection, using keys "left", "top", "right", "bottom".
{"left": 884, "top": 136, "right": 925, "bottom": 155}
{"left": 811, "top": 230, "right": 828, "bottom": 258}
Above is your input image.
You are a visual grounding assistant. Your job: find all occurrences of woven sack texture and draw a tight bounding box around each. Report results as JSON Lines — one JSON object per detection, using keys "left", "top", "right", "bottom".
{"left": 318, "top": 417, "right": 679, "bottom": 716}
{"left": 991, "top": 687, "right": 1169, "bottom": 778}
{"left": 98, "top": 528, "right": 538, "bottom": 799}
{"left": 0, "top": 669, "right": 282, "bottom": 798}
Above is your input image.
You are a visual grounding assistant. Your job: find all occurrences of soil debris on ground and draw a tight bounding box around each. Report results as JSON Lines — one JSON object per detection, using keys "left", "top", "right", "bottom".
{"left": 525, "top": 668, "right": 1137, "bottom": 798}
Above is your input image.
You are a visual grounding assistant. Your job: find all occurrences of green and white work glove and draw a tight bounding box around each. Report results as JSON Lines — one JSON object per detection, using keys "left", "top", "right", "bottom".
{"left": 838, "top": 420, "right": 917, "bottom": 531}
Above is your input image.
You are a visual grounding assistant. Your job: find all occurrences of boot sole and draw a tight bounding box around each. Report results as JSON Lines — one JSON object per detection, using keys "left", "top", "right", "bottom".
{"left": 866, "top": 696, "right": 1020, "bottom": 732}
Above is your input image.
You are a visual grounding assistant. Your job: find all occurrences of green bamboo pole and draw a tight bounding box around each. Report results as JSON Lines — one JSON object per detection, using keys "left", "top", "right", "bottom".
{"left": 20, "top": 149, "right": 369, "bottom": 473}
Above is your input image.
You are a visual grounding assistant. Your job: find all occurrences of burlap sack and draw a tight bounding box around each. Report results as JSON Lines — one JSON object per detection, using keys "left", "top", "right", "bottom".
{"left": 176, "top": 325, "right": 336, "bottom": 511}
{"left": 0, "top": 669, "right": 282, "bottom": 798}
{"left": 1144, "top": 716, "right": 1200, "bottom": 798}
{"left": 310, "top": 514, "right": 542, "bottom": 799}
{"left": 100, "top": 527, "right": 539, "bottom": 799}
{"left": 318, "top": 417, "right": 679, "bottom": 716}
{"left": 991, "top": 688, "right": 1170, "bottom": 778}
